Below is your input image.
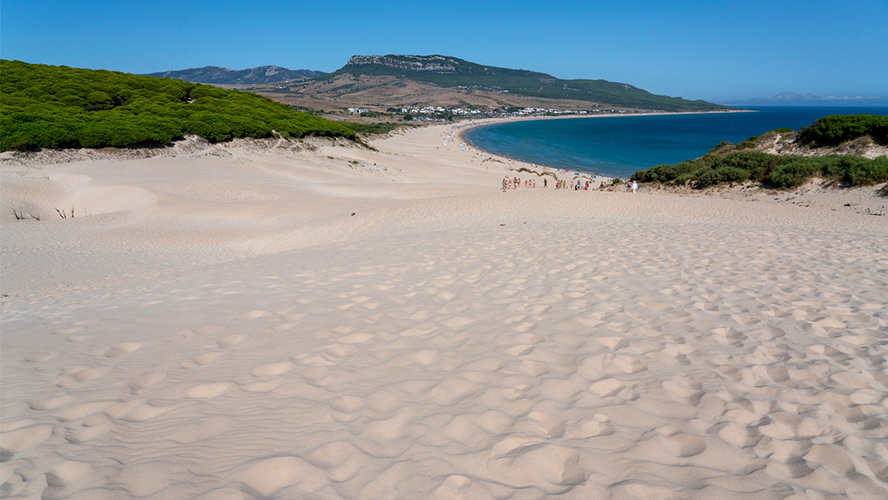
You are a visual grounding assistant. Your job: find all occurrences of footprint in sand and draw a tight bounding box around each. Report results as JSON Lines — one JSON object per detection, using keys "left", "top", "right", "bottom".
{"left": 336, "top": 332, "right": 374, "bottom": 343}
{"left": 0, "top": 424, "right": 53, "bottom": 461}
{"left": 430, "top": 377, "right": 482, "bottom": 406}
{"left": 444, "top": 414, "right": 494, "bottom": 450}
{"left": 30, "top": 395, "right": 74, "bottom": 411}
{"left": 434, "top": 475, "right": 500, "bottom": 499}
{"left": 662, "top": 377, "right": 704, "bottom": 405}
{"left": 65, "top": 420, "right": 111, "bottom": 443}
{"left": 307, "top": 441, "right": 366, "bottom": 482}
{"left": 236, "top": 456, "right": 327, "bottom": 497}
{"left": 713, "top": 327, "right": 746, "bottom": 346}
{"left": 128, "top": 372, "right": 165, "bottom": 392}
{"left": 251, "top": 361, "right": 294, "bottom": 377}
{"left": 104, "top": 342, "right": 144, "bottom": 357}
{"left": 25, "top": 351, "right": 59, "bottom": 362}
{"left": 236, "top": 310, "right": 267, "bottom": 320}
{"left": 56, "top": 366, "right": 111, "bottom": 388}
{"left": 589, "top": 378, "right": 626, "bottom": 398}
{"left": 717, "top": 422, "right": 762, "bottom": 448}
{"left": 240, "top": 378, "right": 285, "bottom": 393}
{"left": 181, "top": 325, "right": 220, "bottom": 338}
{"left": 358, "top": 408, "right": 418, "bottom": 457}
{"left": 55, "top": 401, "right": 115, "bottom": 422}
{"left": 581, "top": 413, "right": 615, "bottom": 437}
{"left": 182, "top": 351, "right": 224, "bottom": 368}
{"left": 486, "top": 437, "right": 585, "bottom": 494}
{"left": 657, "top": 426, "right": 707, "bottom": 457}
{"left": 239, "top": 362, "right": 294, "bottom": 392}
{"left": 300, "top": 366, "right": 333, "bottom": 387}
{"left": 527, "top": 410, "right": 566, "bottom": 438}
{"left": 105, "top": 399, "right": 146, "bottom": 419}
{"left": 217, "top": 333, "right": 248, "bottom": 348}
{"left": 185, "top": 382, "right": 233, "bottom": 399}
{"left": 501, "top": 344, "right": 535, "bottom": 356}
{"left": 122, "top": 403, "right": 174, "bottom": 422}
{"left": 42, "top": 460, "right": 96, "bottom": 500}
{"left": 330, "top": 396, "right": 365, "bottom": 423}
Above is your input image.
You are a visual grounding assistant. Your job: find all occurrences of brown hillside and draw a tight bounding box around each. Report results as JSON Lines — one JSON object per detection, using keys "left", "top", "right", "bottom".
{"left": 233, "top": 73, "right": 621, "bottom": 112}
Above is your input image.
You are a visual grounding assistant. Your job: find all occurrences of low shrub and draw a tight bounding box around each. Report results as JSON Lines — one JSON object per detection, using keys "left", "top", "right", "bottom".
{"left": 766, "top": 159, "right": 821, "bottom": 189}
{"left": 842, "top": 156, "right": 888, "bottom": 185}
{"left": 696, "top": 166, "right": 751, "bottom": 187}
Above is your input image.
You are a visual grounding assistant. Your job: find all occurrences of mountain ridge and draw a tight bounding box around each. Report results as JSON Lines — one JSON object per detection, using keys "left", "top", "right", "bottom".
{"left": 144, "top": 65, "right": 325, "bottom": 85}
{"left": 312, "top": 54, "right": 726, "bottom": 112}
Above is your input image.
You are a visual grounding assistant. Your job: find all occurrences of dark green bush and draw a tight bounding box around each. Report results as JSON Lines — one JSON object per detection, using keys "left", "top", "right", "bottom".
{"left": 0, "top": 60, "right": 358, "bottom": 151}
{"left": 735, "top": 136, "right": 759, "bottom": 149}
{"left": 697, "top": 166, "right": 751, "bottom": 187}
{"left": 842, "top": 156, "right": 888, "bottom": 185}
{"left": 766, "top": 159, "right": 821, "bottom": 188}
{"left": 797, "top": 114, "right": 888, "bottom": 147}
{"left": 634, "top": 160, "right": 702, "bottom": 183}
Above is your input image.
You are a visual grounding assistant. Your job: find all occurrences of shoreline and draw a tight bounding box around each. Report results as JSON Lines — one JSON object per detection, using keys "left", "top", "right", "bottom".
{"left": 454, "top": 109, "right": 752, "bottom": 179}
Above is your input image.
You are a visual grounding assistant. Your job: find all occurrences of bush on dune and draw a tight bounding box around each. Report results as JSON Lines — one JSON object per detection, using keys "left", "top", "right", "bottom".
{"left": 632, "top": 115, "right": 888, "bottom": 190}
{"left": 765, "top": 159, "right": 821, "bottom": 189}
{"left": 696, "top": 166, "right": 751, "bottom": 188}
{"left": 797, "top": 114, "right": 888, "bottom": 147}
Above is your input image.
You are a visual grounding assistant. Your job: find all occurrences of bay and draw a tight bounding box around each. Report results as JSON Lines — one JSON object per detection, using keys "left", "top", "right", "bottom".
{"left": 462, "top": 106, "right": 888, "bottom": 178}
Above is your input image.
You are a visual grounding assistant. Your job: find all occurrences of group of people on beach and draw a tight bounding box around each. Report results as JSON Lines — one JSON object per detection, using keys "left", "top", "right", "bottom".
{"left": 503, "top": 176, "right": 639, "bottom": 193}
{"left": 502, "top": 177, "right": 538, "bottom": 190}
{"left": 447, "top": 127, "right": 643, "bottom": 195}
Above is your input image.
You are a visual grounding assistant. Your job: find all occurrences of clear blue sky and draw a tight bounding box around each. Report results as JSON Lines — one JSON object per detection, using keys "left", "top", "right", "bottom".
{"left": 2, "top": 0, "right": 886, "bottom": 104}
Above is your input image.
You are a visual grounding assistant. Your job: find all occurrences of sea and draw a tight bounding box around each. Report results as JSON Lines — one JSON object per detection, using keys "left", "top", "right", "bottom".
{"left": 462, "top": 106, "right": 888, "bottom": 178}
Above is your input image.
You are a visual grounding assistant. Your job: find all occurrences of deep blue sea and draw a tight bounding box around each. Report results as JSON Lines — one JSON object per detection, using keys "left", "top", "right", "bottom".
{"left": 463, "top": 106, "right": 888, "bottom": 178}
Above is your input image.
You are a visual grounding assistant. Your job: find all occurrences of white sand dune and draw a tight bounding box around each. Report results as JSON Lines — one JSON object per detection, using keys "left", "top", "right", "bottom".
{"left": 2, "top": 125, "right": 887, "bottom": 499}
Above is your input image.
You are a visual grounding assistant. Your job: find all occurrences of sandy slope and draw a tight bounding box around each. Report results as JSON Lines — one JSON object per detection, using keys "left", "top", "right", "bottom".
{"left": 1, "top": 125, "right": 887, "bottom": 499}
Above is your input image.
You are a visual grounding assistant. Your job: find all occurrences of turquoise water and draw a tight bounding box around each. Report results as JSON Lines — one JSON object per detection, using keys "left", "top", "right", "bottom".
{"left": 463, "top": 106, "right": 888, "bottom": 178}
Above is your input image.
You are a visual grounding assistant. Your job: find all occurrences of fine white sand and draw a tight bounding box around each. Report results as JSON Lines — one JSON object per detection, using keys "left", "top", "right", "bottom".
{"left": 2, "top": 124, "right": 887, "bottom": 499}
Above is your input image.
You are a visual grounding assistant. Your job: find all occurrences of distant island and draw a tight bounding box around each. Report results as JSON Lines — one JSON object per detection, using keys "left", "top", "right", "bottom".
{"left": 632, "top": 114, "right": 888, "bottom": 191}
{"left": 727, "top": 91, "right": 888, "bottom": 107}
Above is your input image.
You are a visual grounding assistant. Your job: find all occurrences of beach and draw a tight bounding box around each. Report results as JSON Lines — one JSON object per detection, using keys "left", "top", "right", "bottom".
{"left": 2, "top": 124, "right": 887, "bottom": 499}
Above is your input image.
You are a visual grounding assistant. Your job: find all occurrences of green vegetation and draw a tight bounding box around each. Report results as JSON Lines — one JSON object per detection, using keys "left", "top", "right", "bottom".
{"left": 326, "top": 55, "right": 730, "bottom": 112}
{"left": 634, "top": 151, "right": 888, "bottom": 189}
{"left": 797, "top": 114, "right": 888, "bottom": 147}
{"left": 1, "top": 60, "right": 357, "bottom": 151}
{"left": 340, "top": 121, "right": 418, "bottom": 136}
{"left": 632, "top": 115, "right": 888, "bottom": 190}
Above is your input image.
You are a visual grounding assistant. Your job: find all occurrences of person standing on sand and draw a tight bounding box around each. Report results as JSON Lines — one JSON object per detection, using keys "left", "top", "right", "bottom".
{"left": 544, "top": 178, "right": 547, "bottom": 188}
{"left": 631, "top": 180, "right": 638, "bottom": 193}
